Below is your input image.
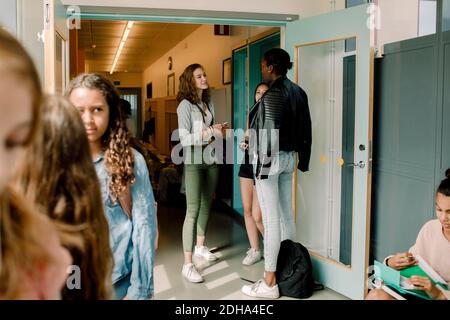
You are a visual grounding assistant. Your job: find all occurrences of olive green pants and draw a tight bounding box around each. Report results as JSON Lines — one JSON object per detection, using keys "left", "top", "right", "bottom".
{"left": 182, "top": 163, "right": 219, "bottom": 253}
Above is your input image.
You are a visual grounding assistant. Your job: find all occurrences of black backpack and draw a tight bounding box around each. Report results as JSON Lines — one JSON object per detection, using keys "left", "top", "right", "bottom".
{"left": 275, "top": 239, "right": 315, "bottom": 299}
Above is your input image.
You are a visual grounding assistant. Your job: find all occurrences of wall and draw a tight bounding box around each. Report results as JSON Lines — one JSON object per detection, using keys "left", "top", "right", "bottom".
{"left": 141, "top": 25, "right": 275, "bottom": 133}
{"left": 99, "top": 72, "right": 142, "bottom": 88}
{"left": 297, "top": 0, "right": 423, "bottom": 54}
{"left": 0, "top": 0, "right": 17, "bottom": 34}
{"left": 16, "top": 0, "right": 45, "bottom": 85}
{"left": 377, "top": 0, "right": 420, "bottom": 51}
{"left": 142, "top": 25, "right": 274, "bottom": 99}
{"left": 11, "top": 0, "right": 430, "bottom": 87}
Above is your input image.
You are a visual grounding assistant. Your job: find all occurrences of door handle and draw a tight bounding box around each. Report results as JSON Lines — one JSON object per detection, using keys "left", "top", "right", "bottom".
{"left": 346, "top": 161, "right": 365, "bottom": 169}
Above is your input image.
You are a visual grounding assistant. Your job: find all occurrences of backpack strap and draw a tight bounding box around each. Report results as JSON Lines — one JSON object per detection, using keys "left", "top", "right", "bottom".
{"left": 240, "top": 277, "right": 257, "bottom": 284}
{"left": 313, "top": 283, "right": 325, "bottom": 291}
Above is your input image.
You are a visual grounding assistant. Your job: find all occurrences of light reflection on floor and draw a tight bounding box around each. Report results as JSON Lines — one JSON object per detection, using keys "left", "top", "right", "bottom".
{"left": 153, "top": 203, "right": 347, "bottom": 300}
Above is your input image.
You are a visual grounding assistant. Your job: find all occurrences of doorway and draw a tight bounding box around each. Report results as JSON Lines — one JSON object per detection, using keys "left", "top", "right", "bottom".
{"left": 61, "top": 3, "right": 375, "bottom": 300}
{"left": 232, "top": 31, "right": 281, "bottom": 216}
{"left": 119, "top": 87, "right": 142, "bottom": 139}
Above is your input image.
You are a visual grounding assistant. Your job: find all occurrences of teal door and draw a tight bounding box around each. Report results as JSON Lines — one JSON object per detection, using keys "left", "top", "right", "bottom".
{"left": 232, "top": 33, "right": 280, "bottom": 216}
{"left": 248, "top": 33, "right": 280, "bottom": 99}
{"left": 286, "top": 4, "right": 374, "bottom": 300}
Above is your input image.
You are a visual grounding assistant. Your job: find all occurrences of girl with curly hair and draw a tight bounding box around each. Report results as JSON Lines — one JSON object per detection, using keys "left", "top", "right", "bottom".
{"left": 15, "top": 95, "right": 114, "bottom": 300}
{"left": 176, "top": 63, "right": 228, "bottom": 283}
{"left": 67, "top": 73, "right": 157, "bottom": 300}
{"left": 0, "top": 28, "right": 71, "bottom": 299}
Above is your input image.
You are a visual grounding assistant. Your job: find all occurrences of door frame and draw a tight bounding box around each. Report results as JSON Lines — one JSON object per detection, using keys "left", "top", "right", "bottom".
{"left": 118, "top": 87, "right": 143, "bottom": 139}
{"left": 57, "top": 2, "right": 374, "bottom": 299}
{"left": 72, "top": 6, "right": 297, "bottom": 27}
{"left": 44, "top": 0, "right": 70, "bottom": 93}
{"left": 231, "top": 31, "right": 281, "bottom": 216}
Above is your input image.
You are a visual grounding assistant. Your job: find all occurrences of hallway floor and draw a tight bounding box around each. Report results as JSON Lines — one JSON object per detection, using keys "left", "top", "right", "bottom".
{"left": 154, "top": 202, "right": 347, "bottom": 300}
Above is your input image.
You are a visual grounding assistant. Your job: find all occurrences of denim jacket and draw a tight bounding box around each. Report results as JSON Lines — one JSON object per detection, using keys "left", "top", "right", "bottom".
{"left": 94, "top": 149, "right": 157, "bottom": 300}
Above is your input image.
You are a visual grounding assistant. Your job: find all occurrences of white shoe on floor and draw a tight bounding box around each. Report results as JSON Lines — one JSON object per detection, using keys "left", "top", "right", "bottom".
{"left": 194, "top": 245, "right": 218, "bottom": 261}
{"left": 182, "top": 263, "right": 204, "bottom": 283}
{"left": 242, "top": 248, "right": 262, "bottom": 266}
{"left": 241, "top": 279, "right": 280, "bottom": 299}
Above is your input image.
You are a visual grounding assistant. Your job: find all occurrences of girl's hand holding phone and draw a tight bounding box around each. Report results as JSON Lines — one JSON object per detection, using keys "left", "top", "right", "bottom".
{"left": 239, "top": 142, "right": 248, "bottom": 150}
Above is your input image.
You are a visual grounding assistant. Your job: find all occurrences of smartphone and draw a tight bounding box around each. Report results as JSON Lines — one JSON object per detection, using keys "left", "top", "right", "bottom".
{"left": 239, "top": 142, "right": 248, "bottom": 150}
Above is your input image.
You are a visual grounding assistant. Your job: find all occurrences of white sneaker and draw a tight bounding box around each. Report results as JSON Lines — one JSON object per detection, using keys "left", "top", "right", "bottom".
{"left": 182, "top": 263, "right": 204, "bottom": 283}
{"left": 194, "top": 245, "right": 218, "bottom": 261}
{"left": 241, "top": 279, "right": 280, "bottom": 299}
{"left": 242, "top": 248, "right": 262, "bottom": 266}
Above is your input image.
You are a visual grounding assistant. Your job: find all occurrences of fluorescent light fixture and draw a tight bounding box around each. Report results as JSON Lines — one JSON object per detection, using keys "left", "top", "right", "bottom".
{"left": 110, "top": 21, "right": 134, "bottom": 74}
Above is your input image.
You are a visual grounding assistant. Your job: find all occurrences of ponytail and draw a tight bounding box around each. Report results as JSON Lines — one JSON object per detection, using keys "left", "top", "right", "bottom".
{"left": 437, "top": 168, "right": 450, "bottom": 196}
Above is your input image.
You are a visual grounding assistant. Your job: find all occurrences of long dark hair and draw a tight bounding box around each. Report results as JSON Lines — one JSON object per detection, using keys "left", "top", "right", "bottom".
{"left": 15, "top": 95, "right": 113, "bottom": 300}
{"left": 437, "top": 168, "right": 450, "bottom": 197}
{"left": 254, "top": 82, "right": 269, "bottom": 103}
{"left": 66, "top": 73, "right": 135, "bottom": 203}
{"left": 0, "top": 28, "right": 58, "bottom": 299}
{"left": 177, "top": 63, "right": 211, "bottom": 105}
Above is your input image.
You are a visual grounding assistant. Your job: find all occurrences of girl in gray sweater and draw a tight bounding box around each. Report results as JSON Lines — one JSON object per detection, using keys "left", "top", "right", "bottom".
{"left": 176, "top": 63, "right": 227, "bottom": 283}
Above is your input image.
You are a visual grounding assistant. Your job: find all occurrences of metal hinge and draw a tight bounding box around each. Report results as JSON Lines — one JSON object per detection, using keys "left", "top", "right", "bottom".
{"left": 44, "top": 0, "right": 50, "bottom": 30}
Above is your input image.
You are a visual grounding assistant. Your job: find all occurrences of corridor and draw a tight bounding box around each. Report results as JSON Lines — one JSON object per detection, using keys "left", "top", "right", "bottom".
{"left": 154, "top": 203, "right": 346, "bottom": 300}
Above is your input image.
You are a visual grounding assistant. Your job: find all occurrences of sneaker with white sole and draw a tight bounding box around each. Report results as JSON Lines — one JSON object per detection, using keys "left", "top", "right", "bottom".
{"left": 194, "top": 245, "right": 218, "bottom": 261}
{"left": 241, "top": 279, "right": 280, "bottom": 299}
{"left": 182, "top": 263, "right": 203, "bottom": 283}
{"left": 242, "top": 248, "right": 262, "bottom": 266}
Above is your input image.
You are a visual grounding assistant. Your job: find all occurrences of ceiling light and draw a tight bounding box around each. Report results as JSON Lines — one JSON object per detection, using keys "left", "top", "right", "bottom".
{"left": 110, "top": 21, "right": 134, "bottom": 74}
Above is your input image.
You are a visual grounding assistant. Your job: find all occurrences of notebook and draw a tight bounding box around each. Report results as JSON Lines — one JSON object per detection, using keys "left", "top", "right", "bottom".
{"left": 374, "top": 256, "right": 448, "bottom": 300}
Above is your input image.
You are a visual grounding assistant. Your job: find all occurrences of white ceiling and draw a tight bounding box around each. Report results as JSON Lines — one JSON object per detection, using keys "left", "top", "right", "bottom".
{"left": 78, "top": 20, "right": 201, "bottom": 73}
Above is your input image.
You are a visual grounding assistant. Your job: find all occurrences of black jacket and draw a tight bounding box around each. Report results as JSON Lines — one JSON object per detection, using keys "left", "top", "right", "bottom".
{"left": 249, "top": 76, "right": 312, "bottom": 179}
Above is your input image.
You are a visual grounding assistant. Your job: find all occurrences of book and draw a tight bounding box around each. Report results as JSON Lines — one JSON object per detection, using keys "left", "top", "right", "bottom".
{"left": 374, "top": 256, "right": 448, "bottom": 300}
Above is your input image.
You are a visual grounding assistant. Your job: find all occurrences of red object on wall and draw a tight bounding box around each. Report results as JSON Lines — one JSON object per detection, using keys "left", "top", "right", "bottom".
{"left": 214, "top": 25, "right": 231, "bottom": 36}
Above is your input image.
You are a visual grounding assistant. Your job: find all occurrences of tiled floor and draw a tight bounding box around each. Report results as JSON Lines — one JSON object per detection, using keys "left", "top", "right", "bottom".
{"left": 154, "top": 202, "right": 347, "bottom": 300}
